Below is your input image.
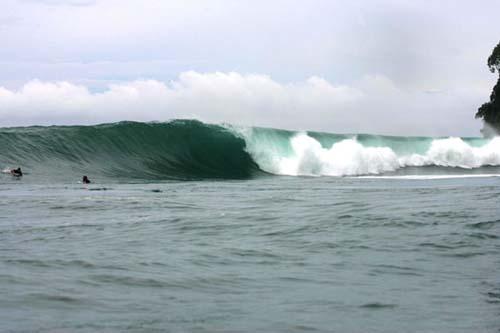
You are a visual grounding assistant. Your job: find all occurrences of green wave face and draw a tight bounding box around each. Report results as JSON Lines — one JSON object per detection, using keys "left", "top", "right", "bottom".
{"left": 0, "top": 119, "right": 498, "bottom": 181}
{"left": 0, "top": 120, "right": 261, "bottom": 181}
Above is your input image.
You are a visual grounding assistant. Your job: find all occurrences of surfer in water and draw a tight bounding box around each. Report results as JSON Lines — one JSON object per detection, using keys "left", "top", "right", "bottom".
{"left": 82, "top": 175, "right": 91, "bottom": 184}
{"left": 10, "top": 167, "right": 23, "bottom": 177}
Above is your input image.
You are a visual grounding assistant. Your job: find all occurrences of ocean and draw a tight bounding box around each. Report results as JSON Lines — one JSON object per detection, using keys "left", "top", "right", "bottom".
{"left": 1, "top": 120, "right": 499, "bottom": 332}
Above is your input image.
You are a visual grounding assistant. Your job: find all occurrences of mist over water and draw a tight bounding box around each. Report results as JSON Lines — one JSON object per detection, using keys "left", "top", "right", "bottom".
{"left": 1, "top": 120, "right": 500, "bottom": 332}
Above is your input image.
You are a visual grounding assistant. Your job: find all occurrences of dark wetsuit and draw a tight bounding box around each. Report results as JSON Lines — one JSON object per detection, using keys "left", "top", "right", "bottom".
{"left": 11, "top": 168, "right": 22, "bottom": 177}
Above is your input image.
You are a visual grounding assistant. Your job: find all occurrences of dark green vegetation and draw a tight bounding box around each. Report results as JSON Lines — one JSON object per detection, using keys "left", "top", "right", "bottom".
{"left": 475, "top": 41, "right": 500, "bottom": 131}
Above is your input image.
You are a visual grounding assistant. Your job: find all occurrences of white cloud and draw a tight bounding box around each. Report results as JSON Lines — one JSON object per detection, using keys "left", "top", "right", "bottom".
{"left": 0, "top": 72, "right": 485, "bottom": 136}
{"left": 0, "top": 0, "right": 497, "bottom": 137}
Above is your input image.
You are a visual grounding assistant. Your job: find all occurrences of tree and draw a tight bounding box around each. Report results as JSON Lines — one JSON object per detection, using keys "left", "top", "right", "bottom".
{"left": 475, "top": 41, "right": 500, "bottom": 130}
{"left": 487, "top": 42, "right": 500, "bottom": 73}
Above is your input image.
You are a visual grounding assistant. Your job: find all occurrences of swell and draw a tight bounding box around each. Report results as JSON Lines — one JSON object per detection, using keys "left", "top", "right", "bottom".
{"left": 0, "top": 119, "right": 499, "bottom": 180}
{"left": 0, "top": 120, "right": 262, "bottom": 180}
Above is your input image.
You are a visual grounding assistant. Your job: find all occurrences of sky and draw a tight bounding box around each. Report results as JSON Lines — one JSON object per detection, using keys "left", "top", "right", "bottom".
{"left": 0, "top": 0, "right": 499, "bottom": 136}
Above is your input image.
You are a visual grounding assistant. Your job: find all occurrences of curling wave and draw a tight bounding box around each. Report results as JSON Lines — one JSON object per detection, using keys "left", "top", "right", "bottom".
{"left": 0, "top": 119, "right": 499, "bottom": 180}
{"left": 0, "top": 120, "right": 261, "bottom": 180}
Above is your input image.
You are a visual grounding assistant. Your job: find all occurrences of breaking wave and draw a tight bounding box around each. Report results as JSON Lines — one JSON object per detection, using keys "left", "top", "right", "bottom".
{"left": 0, "top": 119, "right": 499, "bottom": 180}
{"left": 243, "top": 130, "right": 500, "bottom": 176}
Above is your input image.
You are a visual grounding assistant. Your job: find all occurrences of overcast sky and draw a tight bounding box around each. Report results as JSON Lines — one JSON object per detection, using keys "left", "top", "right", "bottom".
{"left": 1, "top": 0, "right": 499, "bottom": 136}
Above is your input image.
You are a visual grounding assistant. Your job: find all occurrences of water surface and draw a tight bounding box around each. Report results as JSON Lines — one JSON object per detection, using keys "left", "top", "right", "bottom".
{"left": 1, "top": 175, "right": 499, "bottom": 332}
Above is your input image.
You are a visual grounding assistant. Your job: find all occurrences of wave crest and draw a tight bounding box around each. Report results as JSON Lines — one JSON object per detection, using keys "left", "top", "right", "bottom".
{"left": 1, "top": 120, "right": 499, "bottom": 180}
{"left": 400, "top": 137, "right": 500, "bottom": 169}
{"left": 242, "top": 129, "right": 500, "bottom": 177}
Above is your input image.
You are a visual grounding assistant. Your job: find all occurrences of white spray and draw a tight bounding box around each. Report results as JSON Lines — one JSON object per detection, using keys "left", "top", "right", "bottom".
{"left": 240, "top": 128, "right": 500, "bottom": 176}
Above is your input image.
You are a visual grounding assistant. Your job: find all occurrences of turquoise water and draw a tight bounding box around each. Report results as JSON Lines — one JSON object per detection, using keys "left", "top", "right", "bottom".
{"left": 2, "top": 120, "right": 499, "bottom": 180}
{"left": 1, "top": 121, "right": 500, "bottom": 332}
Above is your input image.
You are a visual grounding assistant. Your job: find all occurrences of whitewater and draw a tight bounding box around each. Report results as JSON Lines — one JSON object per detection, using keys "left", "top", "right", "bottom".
{"left": 1, "top": 119, "right": 499, "bottom": 181}
{"left": 240, "top": 128, "right": 500, "bottom": 177}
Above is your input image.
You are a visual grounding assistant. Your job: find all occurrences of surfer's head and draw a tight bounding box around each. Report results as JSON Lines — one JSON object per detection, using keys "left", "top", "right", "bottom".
{"left": 82, "top": 175, "right": 90, "bottom": 184}
{"left": 11, "top": 167, "right": 22, "bottom": 176}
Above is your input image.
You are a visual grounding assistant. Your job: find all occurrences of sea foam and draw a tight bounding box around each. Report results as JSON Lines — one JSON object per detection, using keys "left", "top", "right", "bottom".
{"left": 242, "top": 130, "right": 500, "bottom": 176}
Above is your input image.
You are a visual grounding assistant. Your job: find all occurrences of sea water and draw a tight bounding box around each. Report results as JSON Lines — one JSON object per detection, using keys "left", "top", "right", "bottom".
{"left": 1, "top": 121, "right": 499, "bottom": 332}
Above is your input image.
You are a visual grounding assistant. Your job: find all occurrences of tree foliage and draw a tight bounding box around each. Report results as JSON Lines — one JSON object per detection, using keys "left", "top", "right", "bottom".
{"left": 487, "top": 41, "right": 500, "bottom": 73}
{"left": 476, "top": 41, "right": 500, "bottom": 128}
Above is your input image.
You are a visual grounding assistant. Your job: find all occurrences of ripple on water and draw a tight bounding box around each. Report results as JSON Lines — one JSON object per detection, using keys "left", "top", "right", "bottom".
{"left": 368, "top": 264, "right": 423, "bottom": 277}
{"left": 359, "top": 303, "right": 398, "bottom": 309}
{"left": 486, "top": 291, "right": 500, "bottom": 304}
{"left": 25, "top": 293, "right": 85, "bottom": 305}
{"left": 467, "top": 232, "right": 498, "bottom": 240}
{"left": 467, "top": 219, "right": 500, "bottom": 230}
{"left": 88, "top": 274, "right": 175, "bottom": 288}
